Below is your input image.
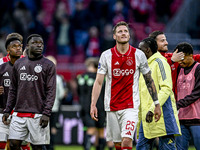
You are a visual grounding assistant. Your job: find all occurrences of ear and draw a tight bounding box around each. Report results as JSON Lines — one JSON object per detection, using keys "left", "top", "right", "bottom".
{"left": 113, "top": 34, "right": 116, "bottom": 40}
{"left": 146, "top": 47, "right": 151, "bottom": 53}
{"left": 6, "top": 48, "right": 9, "bottom": 54}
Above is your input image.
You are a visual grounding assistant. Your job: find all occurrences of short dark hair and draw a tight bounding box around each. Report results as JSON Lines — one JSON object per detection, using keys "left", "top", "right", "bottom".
{"left": 149, "top": 30, "right": 164, "bottom": 40}
{"left": 141, "top": 37, "right": 158, "bottom": 54}
{"left": 6, "top": 33, "right": 23, "bottom": 43}
{"left": 173, "top": 42, "right": 193, "bottom": 55}
{"left": 26, "top": 34, "right": 42, "bottom": 44}
{"left": 5, "top": 37, "right": 21, "bottom": 49}
{"left": 113, "top": 21, "right": 130, "bottom": 34}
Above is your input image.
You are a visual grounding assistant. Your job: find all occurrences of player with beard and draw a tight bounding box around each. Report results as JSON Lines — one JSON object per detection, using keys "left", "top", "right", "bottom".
{"left": 90, "top": 21, "right": 161, "bottom": 150}
{"left": 2, "top": 34, "right": 56, "bottom": 150}
{"left": 149, "top": 31, "right": 200, "bottom": 100}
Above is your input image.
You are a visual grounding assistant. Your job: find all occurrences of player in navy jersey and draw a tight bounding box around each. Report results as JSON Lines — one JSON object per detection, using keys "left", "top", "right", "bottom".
{"left": 2, "top": 34, "right": 56, "bottom": 150}
{"left": 0, "top": 36, "right": 22, "bottom": 150}
{"left": 90, "top": 21, "right": 161, "bottom": 150}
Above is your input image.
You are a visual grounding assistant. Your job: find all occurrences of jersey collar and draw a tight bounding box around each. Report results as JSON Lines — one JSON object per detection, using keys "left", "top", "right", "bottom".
{"left": 114, "top": 45, "right": 131, "bottom": 57}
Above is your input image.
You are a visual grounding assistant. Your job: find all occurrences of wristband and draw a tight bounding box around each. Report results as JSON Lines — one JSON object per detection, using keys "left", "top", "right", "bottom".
{"left": 171, "top": 58, "right": 175, "bottom": 64}
{"left": 154, "top": 100, "right": 159, "bottom": 105}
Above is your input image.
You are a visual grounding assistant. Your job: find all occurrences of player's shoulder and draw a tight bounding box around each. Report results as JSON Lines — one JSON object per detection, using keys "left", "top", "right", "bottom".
{"left": 196, "top": 62, "right": 200, "bottom": 68}
{"left": 135, "top": 48, "right": 146, "bottom": 58}
{"left": 14, "top": 56, "right": 27, "bottom": 65}
{"left": 43, "top": 56, "right": 55, "bottom": 66}
{"left": 0, "top": 57, "right": 3, "bottom": 65}
{"left": 101, "top": 49, "right": 112, "bottom": 57}
{"left": 0, "top": 61, "right": 8, "bottom": 69}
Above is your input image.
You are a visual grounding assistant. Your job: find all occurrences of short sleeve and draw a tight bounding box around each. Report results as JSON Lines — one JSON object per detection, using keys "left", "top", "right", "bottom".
{"left": 138, "top": 50, "right": 150, "bottom": 75}
{"left": 97, "top": 52, "right": 107, "bottom": 74}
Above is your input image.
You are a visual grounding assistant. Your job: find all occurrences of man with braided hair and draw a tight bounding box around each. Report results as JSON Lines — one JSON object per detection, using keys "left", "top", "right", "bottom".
{"left": 136, "top": 37, "right": 181, "bottom": 150}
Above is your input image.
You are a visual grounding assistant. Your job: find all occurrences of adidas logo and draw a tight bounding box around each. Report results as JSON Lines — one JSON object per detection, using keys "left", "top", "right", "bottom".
{"left": 3, "top": 72, "right": 9, "bottom": 76}
{"left": 20, "top": 66, "right": 26, "bottom": 70}
{"left": 114, "top": 61, "right": 119, "bottom": 65}
{"left": 168, "top": 139, "right": 173, "bottom": 144}
{"left": 125, "top": 131, "right": 131, "bottom": 135}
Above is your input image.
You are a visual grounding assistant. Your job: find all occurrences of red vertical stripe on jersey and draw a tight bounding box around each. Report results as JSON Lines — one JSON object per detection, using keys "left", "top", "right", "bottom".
{"left": 110, "top": 46, "right": 136, "bottom": 111}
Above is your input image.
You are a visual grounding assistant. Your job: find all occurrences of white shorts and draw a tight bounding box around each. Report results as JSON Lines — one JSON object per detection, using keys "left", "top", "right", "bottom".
{"left": 0, "top": 114, "right": 9, "bottom": 141}
{"left": 8, "top": 115, "right": 50, "bottom": 145}
{"left": 106, "top": 108, "right": 138, "bottom": 142}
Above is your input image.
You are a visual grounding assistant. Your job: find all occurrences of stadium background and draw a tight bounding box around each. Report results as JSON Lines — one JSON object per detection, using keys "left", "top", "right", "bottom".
{"left": 0, "top": 0, "right": 200, "bottom": 149}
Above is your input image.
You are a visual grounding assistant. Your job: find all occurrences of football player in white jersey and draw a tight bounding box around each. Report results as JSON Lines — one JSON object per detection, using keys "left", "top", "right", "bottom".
{"left": 90, "top": 21, "right": 161, "bottom": 150}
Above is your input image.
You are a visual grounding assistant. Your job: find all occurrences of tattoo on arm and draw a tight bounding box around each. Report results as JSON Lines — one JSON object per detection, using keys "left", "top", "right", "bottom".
{"left": 143, "top": 71, "right": 158, "bottom": 101}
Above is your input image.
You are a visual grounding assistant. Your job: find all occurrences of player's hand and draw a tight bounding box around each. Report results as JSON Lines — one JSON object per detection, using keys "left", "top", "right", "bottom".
{"left": 40, "top": 114, "right": 49, "bottom": 128}
{"left": 154, "top": 104, "right": 161, "bottom": 122}
{"left": 0, "top": 86, "right": 4, "bottom": 95}
{"left": 90, "top": 105, "right": 98, "bottom": 121}
{"left": 171, "top": 49, "right": 185, "bottom": 62}
{"left": 146, "top": 111, "right": 154, "bottom": 123}
{"left": 2, "top": 113, "right": 10, "bottom": 125}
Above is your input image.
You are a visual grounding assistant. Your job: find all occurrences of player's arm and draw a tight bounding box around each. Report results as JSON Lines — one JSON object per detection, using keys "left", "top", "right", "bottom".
{"left": 143, "top": 71, "right": 161, "bottom": 122}
{"left": 90, "top": 73, "right": 105, "bottom": 121}
{"left": 40, "top": 64, "right": 56, "bottom": 128}
{"left": 170, "top": 49, "right": 185, "bottom": 64}
{"left": 3, "top": 65, "right": 18, "bottom": 125}
{"left": 0, "top": 66, "right": 4, "bottom": 95}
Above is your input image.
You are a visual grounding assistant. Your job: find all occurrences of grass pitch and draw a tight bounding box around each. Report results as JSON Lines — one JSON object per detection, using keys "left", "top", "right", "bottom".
{"left": 53, "top": 145, "right": 196, "bottom": 150}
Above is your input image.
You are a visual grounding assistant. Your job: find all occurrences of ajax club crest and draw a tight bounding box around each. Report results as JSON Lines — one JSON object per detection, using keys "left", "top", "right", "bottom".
{"left": 34, "top": 64, "right": 42, "bottom": 73}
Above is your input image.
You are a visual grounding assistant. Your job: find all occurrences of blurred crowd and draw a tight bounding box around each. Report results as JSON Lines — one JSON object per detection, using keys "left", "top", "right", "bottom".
{"left": 0, "top": 0, "right": 182, "bottom": 106}
{"left": 0, "top": 0, "right": 180, "bottom": 58}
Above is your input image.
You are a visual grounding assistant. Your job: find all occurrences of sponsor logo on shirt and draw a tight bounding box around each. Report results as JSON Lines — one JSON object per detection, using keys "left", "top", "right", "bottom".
{"left": 4, "top": 79, "right": 10, "bottom": 87}
{"left": 34, "top": 64, "right": 42, "bottom": 73}
{"left": 3, "top": 72, "right": 9, "bottom": 76}
{"left": 20, "top": 66, "right": 26, "bottom": 70}
{"left": 113, "top": 68, "right": 134, "bottom": 76}
{"left": 20, "top": 73, "right": 38, "bottom": 81}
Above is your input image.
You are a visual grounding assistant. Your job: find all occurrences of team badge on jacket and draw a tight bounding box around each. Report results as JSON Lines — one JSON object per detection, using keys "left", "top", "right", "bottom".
{"left": 34, "top": 64, "right": 42, "bottom": 73}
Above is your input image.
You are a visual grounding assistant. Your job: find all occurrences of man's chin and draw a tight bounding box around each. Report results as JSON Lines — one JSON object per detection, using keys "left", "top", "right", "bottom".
{"left": 118, "top": 41, "right": 129, "bottom": 44}
{"left": 159, "top": 49, "right": 168, "bottom": 53}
